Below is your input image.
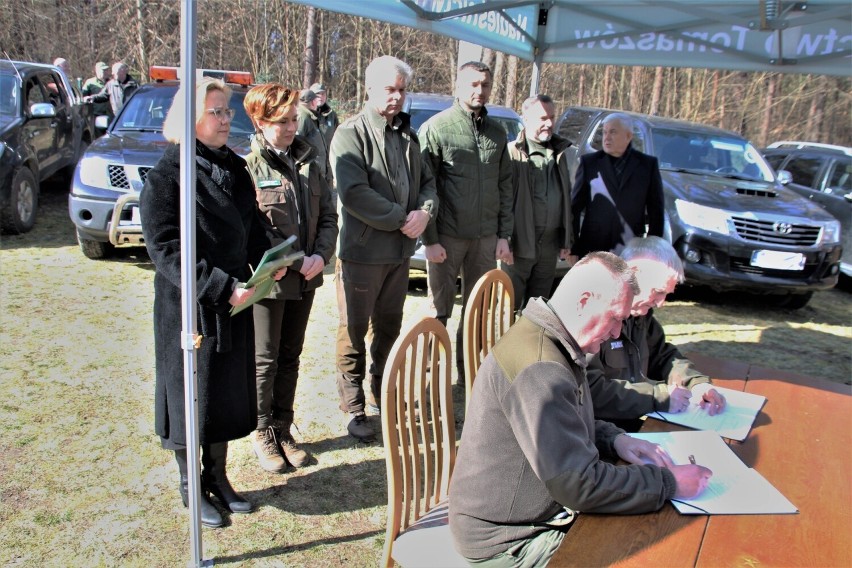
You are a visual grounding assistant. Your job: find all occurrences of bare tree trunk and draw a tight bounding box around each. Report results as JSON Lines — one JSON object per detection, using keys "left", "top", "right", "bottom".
{"left": 649, "top": 66, "right": 663, "bottom": 115}
{"left": 629, "top": 66, "right": 642, "bottom": 112}
{"left": 491, "top": 52, "right": 505, "bottom": 103}
{"left": 355, "top": 20, "right": 363, "bottom": 105}
{"left": 759, "top": 74, "right": 778, "bottom": 146}
{"left": 303, "top": 6, "right": 318, "bottom": 89}
{"left": 806, "top": 76, "right": 828, "bottom": 140}
{"left": 602, "top": 66, "right": 613, "bottom": 108}
{"left": 577, "top": 65, "right": 586, "bottom": 106}
{"left": 135, "top": 0, "right": 149, "bottom": 76}
{"left": 504, "top": 55, "right": 518, "bottom": 109}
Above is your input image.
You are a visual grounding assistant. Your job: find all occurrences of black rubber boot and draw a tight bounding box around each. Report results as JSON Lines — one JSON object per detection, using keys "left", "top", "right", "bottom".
{"left": 174, "top": 449, "right": 224, "bottom": 528}
{"left": 201, "top": 443, "right": 253, "bottom": 514}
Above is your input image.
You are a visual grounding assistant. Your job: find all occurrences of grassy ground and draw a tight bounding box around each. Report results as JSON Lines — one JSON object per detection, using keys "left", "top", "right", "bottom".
{"left": 1, "top": 183, "right": 850, "bottom": 567}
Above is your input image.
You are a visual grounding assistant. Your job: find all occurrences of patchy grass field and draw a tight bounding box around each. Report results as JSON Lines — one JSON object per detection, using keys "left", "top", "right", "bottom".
{"left": 1, "top": 183, "right": 850, "bottom": 567}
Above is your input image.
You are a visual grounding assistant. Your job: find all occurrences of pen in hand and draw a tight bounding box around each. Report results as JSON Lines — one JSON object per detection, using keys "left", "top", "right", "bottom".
{"left": 688, "top": 454, "right": 697, "bottom": 465}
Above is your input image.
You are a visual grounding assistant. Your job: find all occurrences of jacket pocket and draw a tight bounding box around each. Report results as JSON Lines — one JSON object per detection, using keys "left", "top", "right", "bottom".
{"left": 600, "top": 342, "right": 629, "bottom": 371}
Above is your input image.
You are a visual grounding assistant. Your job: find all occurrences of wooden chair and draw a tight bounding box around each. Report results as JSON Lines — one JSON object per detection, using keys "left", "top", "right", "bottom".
{"left": 380, "top": 317, "right": 466, "bottom": 568}
{"left": 462, "top": 269, "right": 515, "bottom": 411}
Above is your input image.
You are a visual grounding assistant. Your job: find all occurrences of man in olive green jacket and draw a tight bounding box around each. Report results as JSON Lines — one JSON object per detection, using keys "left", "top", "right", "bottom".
{"left": 330, "top": 55, "right": 438, "bottom": 441}
{"left": 419, "top": 61, "right": 513, "bottom": 377}
{"left": 504, "top": 95, "right": 573, "bottom": 310}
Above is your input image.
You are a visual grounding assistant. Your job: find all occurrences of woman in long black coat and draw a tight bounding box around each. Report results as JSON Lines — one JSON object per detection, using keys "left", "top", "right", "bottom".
{"left": 141, "top": 77, "right": 280, "bottom": 528}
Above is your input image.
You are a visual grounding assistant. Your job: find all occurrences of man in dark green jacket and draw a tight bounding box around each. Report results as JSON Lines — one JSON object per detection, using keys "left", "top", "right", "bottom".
{"left": 330, "top": 55, "right": 438, "bottom": 441}
{"left": 450, "top": 252, "right": 712, "bottom": 565}
{"left": 420, "top": 61, "right": 513, "bottom": 378}
{"left": 504, "top": 94, "right": 573, "bottom": 310}
{"left": 587, "top": 236, "right": 727, "bottom": 431}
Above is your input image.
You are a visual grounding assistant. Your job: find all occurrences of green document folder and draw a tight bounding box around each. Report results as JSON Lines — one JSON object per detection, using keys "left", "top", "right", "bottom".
{"left": 230, "top": 235, "right": 305, "bottom": 316}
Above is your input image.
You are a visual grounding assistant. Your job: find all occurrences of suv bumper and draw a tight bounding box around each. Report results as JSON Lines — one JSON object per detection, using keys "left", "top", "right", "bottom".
{"left": 69, "top": 190, "right": 142, "bottom": 245}
{"left": 676, "top": 232, "right": 841, "bottom": 294}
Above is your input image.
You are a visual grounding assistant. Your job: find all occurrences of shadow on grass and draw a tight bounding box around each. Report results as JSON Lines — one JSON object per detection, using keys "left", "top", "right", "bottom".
{"left": 213, "top": 528, "right": 384, "bottom": 564}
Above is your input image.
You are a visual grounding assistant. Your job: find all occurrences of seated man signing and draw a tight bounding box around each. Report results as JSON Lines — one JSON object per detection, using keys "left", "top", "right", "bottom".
{"left": 587, "top": 236, "right": 726, "bottom": 431}
{"left": 449, "top": 251, "right": 712, "bottom": 567}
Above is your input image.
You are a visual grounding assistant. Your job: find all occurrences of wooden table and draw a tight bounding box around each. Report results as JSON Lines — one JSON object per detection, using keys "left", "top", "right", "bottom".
{"left": 551, "top": 356, "right": 852, "bottom": 567}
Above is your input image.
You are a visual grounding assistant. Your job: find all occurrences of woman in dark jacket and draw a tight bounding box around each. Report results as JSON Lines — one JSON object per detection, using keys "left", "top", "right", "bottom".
{"left": 141, "top": 77, "right": 283, "bottom": 528}
{"left": 242, "top": 83, "right": 338, "bottom": 473}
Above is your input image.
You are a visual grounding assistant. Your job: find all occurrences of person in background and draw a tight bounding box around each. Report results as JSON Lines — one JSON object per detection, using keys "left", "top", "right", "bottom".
{"left": 450, "top": 252, "right": 712, "bottom": 566}
{"left": 586, "top": 236, "right": 726, "bottom": 431}
{"left": 82, "top": 61, "right": 113, "bottom": 122}
{"left": 243, "top": 83, "right": 338, "bottom": 472}
{"left": 570, "top": 113, "right": 664, "bottom": 261}
{"left": 419, "top": 61, "right": 513, "bottom": 380}
{"left": 296, "top": 88, "right": 332, "bottom": 187}
{"left": 85, "top": 61, "right": 138, "bottom": 116}
{"left": 503, "top": 94, "right": 573, "bottom": 310}
{"left": 141, "top": 77, "right": 284, "bottom": 528}
{"left": 309, "top": 82, "right": 339, "bottom": 149}
{"left": 330, "top": 55, "right": 438, "bottom": 441}
{"left": 49, "top": 57, "right": 81, "bottom": 99}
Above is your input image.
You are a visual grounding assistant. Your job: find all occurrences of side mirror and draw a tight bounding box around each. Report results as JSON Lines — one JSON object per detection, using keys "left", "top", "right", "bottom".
{"left": 776, "top": 170, "right": 792, "bottom": 185}
{"left": 30, "top": 102, "right": 57, "bottom": 118}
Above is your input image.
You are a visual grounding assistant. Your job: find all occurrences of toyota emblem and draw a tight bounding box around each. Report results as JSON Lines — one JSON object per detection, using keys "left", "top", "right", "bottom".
{"left": 773, "top": 222, "right": 793, "bottom": 234}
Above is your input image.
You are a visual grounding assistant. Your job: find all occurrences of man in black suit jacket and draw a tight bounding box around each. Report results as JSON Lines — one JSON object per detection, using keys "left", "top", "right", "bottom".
{"left": 570, "top": 113, "right": 665, "bottom": 258}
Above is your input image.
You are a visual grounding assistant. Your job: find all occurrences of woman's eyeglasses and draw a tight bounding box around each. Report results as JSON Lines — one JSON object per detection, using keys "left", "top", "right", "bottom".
{"left": 206, "top": 107, "right": 236, "bottom": 122}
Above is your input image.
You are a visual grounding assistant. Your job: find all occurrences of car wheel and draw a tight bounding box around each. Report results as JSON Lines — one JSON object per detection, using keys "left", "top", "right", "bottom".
{"left": 0, "top": 167, "right": 38, "bottom": 234}
{"left": 772, "top": 291, "right": 813, "bottom": 310}
{"left": 77, "top": 231, "right": 113, "bottom": 259}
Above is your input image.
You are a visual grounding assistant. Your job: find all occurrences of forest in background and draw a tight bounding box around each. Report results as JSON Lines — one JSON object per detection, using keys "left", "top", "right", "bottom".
{"left": 2, "top": 0, "right": 849, "bottom": 147}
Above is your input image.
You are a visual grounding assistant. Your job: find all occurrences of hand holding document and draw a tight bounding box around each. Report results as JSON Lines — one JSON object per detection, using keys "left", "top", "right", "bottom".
{"left": 230, "top": 235, "right": 305, "bottom": 316}
{"left": 632, "top": 431, "right": 798, "bottom": 515}
{"left": 647, "top": 384, "right": 766, "bottom": 441}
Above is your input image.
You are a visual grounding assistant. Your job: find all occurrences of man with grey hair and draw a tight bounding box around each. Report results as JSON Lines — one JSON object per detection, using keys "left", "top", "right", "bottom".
{"left": 330, "top": 55, "right": 438, "bottom": 441}
{"left": 587, "top": 236, "right": 726, "bottom": 431}
{"left": 503, "top": 94, "right": 573, "bottom": 310}
{"left": 85, "top": 61, "right": 138, "bottom": 116}
{"left": 570, "top": 112, "right": 664, "bottom": 259}
{"left": 450, "top": 251, "right": 712, "bottom": 566}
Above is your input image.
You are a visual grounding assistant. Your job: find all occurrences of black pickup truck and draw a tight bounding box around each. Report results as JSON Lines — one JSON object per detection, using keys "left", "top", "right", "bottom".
{"left": 0, "top": 60, "right": 94, "bottom": 233}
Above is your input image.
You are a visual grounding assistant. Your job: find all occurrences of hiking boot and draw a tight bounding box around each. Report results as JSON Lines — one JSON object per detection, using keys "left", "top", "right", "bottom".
{"left": 279, "top": 432, "right": 311, "bottom": 468}
{"left": 251, "top": 427, "right": 288, "bottom": 473}
{"left": 347, "top": 411, "right": 375, "bottom": 442}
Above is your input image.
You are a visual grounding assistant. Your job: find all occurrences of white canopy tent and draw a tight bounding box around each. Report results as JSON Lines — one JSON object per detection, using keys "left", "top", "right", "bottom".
{"left": 177, "top": 1, "right": 850, "bottom": 566}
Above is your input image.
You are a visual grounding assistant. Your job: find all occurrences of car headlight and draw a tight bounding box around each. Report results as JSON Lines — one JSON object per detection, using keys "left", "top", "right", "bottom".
{"left": 78, "top": 156, "right": 114, "bottom": 188}
{"left": 675, "top": 199, "right": 732, "bottom": 235}
{"left": 821, "top": 219, "right": 842, "bottom": 245}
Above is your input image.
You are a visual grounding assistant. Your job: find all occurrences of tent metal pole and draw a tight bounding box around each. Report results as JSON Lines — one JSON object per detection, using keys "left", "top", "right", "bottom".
{"left": 179, "top": 1, "right": 208, "bottom": 566}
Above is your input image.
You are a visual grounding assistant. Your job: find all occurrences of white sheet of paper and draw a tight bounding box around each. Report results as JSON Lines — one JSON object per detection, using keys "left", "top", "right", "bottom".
{"left": 646, "top": 385, "right": 766, "bottom": 441}
{"left": 631, "top": 430, "right": 798, "bottom": 515}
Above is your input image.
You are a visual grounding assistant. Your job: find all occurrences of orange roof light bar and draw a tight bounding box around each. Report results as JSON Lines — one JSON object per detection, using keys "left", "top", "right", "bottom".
{"left": 148, "top": 66, "right": 253, "bottom": 85}
{"left": 149, "top": 66, "right": 179, "bottom": 81}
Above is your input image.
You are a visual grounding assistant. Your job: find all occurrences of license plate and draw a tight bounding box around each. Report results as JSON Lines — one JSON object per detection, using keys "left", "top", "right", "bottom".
{"left": 130, "top": 206, "right": 142, "bottom": 225}
{"left": 750, "top": 250, "right": 805, "bottom": 271}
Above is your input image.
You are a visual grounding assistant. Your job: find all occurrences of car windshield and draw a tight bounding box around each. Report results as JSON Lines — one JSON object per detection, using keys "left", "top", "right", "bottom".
{"left": 0, "top": 74, "right": 20, "bottom": 125}
{"left": 652, "top": 128, "right": 775, "bottom": 182}
{"left": 111, "top": 85, "right": 254, "bottom": 136}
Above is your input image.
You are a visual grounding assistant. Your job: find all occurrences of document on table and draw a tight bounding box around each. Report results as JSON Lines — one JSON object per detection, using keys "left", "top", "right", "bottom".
{"left": 631, "top": 430, "right": 798, "bottom": 515}
{"left": 645, "top": 384, "right": 766, "bottom": 441}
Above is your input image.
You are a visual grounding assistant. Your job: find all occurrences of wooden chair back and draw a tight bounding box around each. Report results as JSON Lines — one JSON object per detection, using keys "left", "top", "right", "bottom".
{"left": 380, "top": 317, "right": 456, "bottom": 568}
{"left": 462, "top": 269, "right": 515, "bottom": 411}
